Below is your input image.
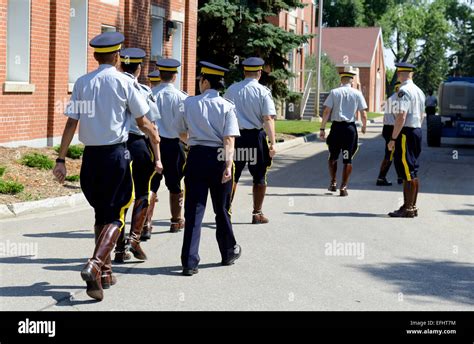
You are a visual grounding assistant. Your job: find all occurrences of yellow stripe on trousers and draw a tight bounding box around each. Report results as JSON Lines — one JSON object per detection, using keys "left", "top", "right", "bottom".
{"left": 119, "top": 161, "right": 135, "bottom": 231}
{"left": 401, "top": 134, "right": 412, "bottom": 181}
{"left": 147, "top": 144, "right": 157, "bottom": 203}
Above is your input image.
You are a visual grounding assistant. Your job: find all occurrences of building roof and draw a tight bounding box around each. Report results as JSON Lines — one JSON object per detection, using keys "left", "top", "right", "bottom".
{"left": 320, "top": 27, "right": 383, "bottom": 68}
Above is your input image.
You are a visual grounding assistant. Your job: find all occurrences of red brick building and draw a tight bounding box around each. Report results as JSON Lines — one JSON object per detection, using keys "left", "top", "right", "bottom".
{"left": 319, "top": 27, "right": 386, "bottom": 113}
{"left": 267, "top": 0, "right": 317, "bottom": 93}
{"left": 0, "top": 0, "right": 197, "bottom": 147}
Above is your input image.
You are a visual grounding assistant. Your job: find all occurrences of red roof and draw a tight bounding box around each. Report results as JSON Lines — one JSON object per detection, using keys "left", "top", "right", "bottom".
{"left": 319, "top": 27, "right": 382, "bottom": 67}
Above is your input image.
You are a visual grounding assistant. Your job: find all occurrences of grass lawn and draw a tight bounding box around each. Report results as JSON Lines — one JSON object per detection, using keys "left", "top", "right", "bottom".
{"left": 275, "top": 119, "right": 324, "bottom": 136}
{"left": 367, "top": 112, "right": 383, "bottom": 119}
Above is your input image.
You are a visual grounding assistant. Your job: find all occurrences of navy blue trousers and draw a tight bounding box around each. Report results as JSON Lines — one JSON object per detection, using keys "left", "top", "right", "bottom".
{"left": 394, "top": 127, "right": 422, "bottom": 181}
{"left": 149, "top": 136, "right": 186, "bottom": 194}
{"left": 181, "top": 145, "right": 237, "bottom": 269}
{"left": 234, "top": 129, "right": 272, "bottom": 185}
{"left": 80, "top": 143, "right": 133, "bottom": 229}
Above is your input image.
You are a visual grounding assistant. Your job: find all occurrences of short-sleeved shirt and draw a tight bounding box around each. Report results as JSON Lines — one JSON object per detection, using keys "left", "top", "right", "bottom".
{"left": 65, "top": 64, "right": 150, "bottom": 146}
{"left": 323, "top": 83, "right": 368, "bottom": 122}
{"left": 122, "top": 73, "right": 160, "bottom": 136}
{"left": 397, "top": 80, "right": 426, "bottom": 128}
{"left": 224, "top": 78, "right": 276, "bottom": 130}
{"left": 152, "top": 82, "right": 188, "bottom": 139}
{"left": 425, "top": 95, "right": 437, "bottom": 107}
{"left": 174, "top": 89, "right": 240, "bottom": 147}
{"left": 383, "top": 92, "right": 398, "bottom": 126}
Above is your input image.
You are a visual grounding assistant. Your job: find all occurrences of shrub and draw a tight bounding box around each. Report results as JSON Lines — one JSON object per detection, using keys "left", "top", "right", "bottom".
{"left": 21, "top": 153, "right": 54, "bottom": 170}
{"left": 65, "top": 175, "right": 80, "bottom": 182}
{"left": 54, "top": 145, "right": 84, "bottom": 159}
{"left": 0, "top": 179, "right": 24, "bottom": 194}
{"left": 0, "top": 166, "right": 5, "bottom": 177}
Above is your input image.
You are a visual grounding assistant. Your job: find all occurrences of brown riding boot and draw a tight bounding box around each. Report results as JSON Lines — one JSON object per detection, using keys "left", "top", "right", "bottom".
{"left": 141, "top": 192, "right": 157, "bottom": 241}
{"left": 252, "top": 184, "right": 269, "bottom": 224}
{"left": 388, "top": 181, "right": 417, "bottom": 218}
{"left": 94, "top": 225, "right": 116, "bottom": 289}
{"left": 170, "top": 192, "right": 184, "bottom": 233}
{"left": 340, "top": 164, "right": 352, "bottom": 197}
{"left": 376, "top": 159, "right": 393, "bottom": 186}
{"left": 125, "top": 198, "right": 149, "bottom": 260}
{"left": 412, "top": 178, "right": 419, "bottom": 217}
{"left": 328, "top": 160, "right": 337, "bottom": 191}
{"left": 81, "top": 223, "right": 121, "bottom": 301}
{"left": 113, "top": 226, "right": 128, "bottom": 263}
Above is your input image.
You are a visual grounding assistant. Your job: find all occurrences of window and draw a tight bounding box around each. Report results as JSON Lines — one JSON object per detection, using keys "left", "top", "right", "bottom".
{"left": 151, "top": 17, "right": 164, "bottom": 61}
{"left": 101, "top": 25, "right": 116, "bottom": 33}
{"left": 6, "top": 0, "right": 31, "bottom": 82}
{"left": 69, "top": 0, "right": 88, "bottom": 84}
{"left": 171, "top": 21, "right": 183, "bottom": 88}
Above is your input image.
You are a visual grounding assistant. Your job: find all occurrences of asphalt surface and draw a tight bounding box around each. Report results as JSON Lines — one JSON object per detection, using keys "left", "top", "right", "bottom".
{"left": 1, "top": 119, "right": 473, "bottom": 311}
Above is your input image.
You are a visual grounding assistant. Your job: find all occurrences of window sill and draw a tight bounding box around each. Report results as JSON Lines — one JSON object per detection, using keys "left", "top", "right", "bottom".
{"left": 3, "top": 82, "right": 36, "bottom": 93}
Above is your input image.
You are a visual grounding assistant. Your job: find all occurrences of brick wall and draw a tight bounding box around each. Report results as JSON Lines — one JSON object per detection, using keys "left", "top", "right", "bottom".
{"left": 0, "top": 0, "right": 197, "bottom": 146}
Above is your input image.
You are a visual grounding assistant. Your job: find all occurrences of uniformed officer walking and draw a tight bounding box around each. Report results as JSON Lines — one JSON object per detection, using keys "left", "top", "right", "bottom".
{"left": 141, "top": 69, "right": 162, "bottom": 240}
{"left": 376, "top": 81, "right": 401, "bottom": 186}
{"left": 113, "top": 48, "right": 163, "bottom": 263}
{"left": 145, "top": 58, "right": 188, "bottom": 237}
{"left": 53, "top": 32, "right": 160, "bottom": 301}
{"left": 148, "top": 70, "right": 161, "bottom": 88}
{"left": 174, "top": 61, "right": 241, "bottom": 276}
{"left": 388, "top": 62, "right": 425, "bottom": 218}
{"left": 224, "top": 57, "right": 276, "bottom": 224}
{"left": 320, "top": 68, "right": 368, "bottom": 196}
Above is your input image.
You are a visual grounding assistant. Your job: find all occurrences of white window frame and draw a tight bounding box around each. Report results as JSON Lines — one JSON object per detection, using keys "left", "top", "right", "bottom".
{"left": 69, "top": 0, "right": 89, "bottom": 90}
{"left": 151, "top": 16, "right": 164, "bottom": 62}
{"left": 5, "top": 0, "right": 34, "bottom": 92}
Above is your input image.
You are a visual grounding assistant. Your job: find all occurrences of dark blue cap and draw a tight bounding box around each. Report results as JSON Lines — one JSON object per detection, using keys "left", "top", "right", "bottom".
{"left": 120, "top": 48, "right": 146, "bottom": 63}
{"left": 156, "top": 58, "right": 181, "bottom": 72}
{"left": 395, "top": 62, "right": 416, "bottom": 72}
{"left": 242, "top": 57, "right": 265, "bottom": 71}
{"left": 89, "top": 32, "right": 125, "bottom": 53}
{"left": 148, "top": 70, "right": 161, "bottom": 81}
{"left": 199, "top": 61, "right": 229, "bottom": 76}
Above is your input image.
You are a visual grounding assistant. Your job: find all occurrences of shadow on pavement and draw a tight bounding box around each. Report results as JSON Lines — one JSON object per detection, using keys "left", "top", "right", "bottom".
{"left": 285, "top": 211, "right": 387, "bottom": 218}
{"left": 0, "top": 282, "right": 81, "bottom": 304}
{"left": 350, "top": 258, "right": 474, "bottom": 306}
{"left": 23, "top": 230, "right": 93, "bottom": 239}
{"left": 238, "top": 125, "right": 474, "bottom": 197}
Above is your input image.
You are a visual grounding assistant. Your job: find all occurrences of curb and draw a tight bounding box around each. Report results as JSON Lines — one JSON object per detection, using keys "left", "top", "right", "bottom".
{"left": 275, "top": 133, "right": 318, "bottom": 152}
{"left": 0, "top": 193, "right": 87, "bottom": 220}
{"left": 0, "top": 134, "right": 317, "bottom": 220}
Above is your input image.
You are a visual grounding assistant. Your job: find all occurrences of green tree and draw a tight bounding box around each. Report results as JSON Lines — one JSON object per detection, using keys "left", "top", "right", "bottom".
{"left": 445, "top": 0, "right": 474, "bottom": 76}
{"left": 305, "top": 54, "right": 340, "bottom": 92}
{"left": 197, "top": 0, "right": 313, "bottom": 99}
{"left": 321, "top": 0, "right": 365, "bottom": 27}
{"left": 378, "top": 1, "right": 426, "bottom": 93}
{"left": 414, "top": 0, "right": 451, "bottom": 93}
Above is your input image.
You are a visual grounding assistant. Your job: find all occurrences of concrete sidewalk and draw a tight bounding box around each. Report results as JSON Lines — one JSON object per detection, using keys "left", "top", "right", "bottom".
{"left": 0, "top": 120, "right": 473, "bottom": 311}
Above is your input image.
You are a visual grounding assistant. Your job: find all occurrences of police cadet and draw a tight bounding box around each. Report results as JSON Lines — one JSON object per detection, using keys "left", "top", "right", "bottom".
{"left": 388, "top": 62, "right": 425, "bottom": 218}
{"left": 320, "top": 69, "right": 368, "bottom": 196}
{"left": 224, "top": 57, "right": 276, "bottom": 224}
{"left": 376, "top": 81, "right": 401, "bottom": 186}
{"left": 174, "top": 61, "right": 241, "bottom": 276}
{"left": 53, "top": 32, "right": 160, "bottom": 301}
{"left": 141, "top": 69, "right": 162, "bottom": 240}
{"left": 113, "top": 48, "right": 163, "bottom": 263}
{"left": 147, "top": 58, "right": 188, "bottom": 236}
{"left": 148, "top": 70, "right": 161, "bottom": 88}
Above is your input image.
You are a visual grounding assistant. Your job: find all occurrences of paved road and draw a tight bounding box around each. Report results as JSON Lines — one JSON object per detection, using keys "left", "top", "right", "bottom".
{"left": 1, "top": 119, "right": 473, "bottom": 311}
